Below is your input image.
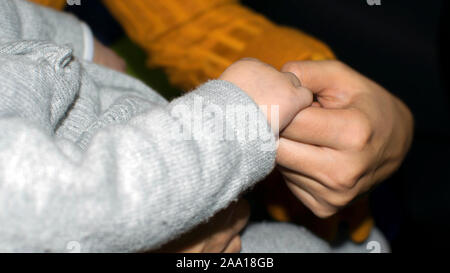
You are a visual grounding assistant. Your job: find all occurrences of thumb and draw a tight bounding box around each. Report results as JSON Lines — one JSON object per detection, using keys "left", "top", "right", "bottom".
{"left": 281, "top": 60, "right": 353, "bottom": 94}
{"left": 282, "top": 71, "right": 314, "bottom": 127}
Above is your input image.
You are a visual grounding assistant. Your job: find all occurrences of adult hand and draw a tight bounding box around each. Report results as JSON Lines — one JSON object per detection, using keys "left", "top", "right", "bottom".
{"left": 277, "top": 60, "right": 414, "bottom": 218}
{"left": 155, "top": 199, "right": 250, "bottom": 253}
{"left": 93, "top": 39, "right": 127, "bottom": 72}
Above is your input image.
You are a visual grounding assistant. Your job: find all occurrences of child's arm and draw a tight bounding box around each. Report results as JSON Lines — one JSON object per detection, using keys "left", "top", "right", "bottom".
{"left": 0, "top": 0, "right": 276, "bottom": 252}
{"left": 0, "top": 48, "right": 275, "bottom": 252}
{"left": 0, "top": 48, "right": 311, "bottom": 252}
{"left": 0, "top": 1, "right": 313, "bottom": 252}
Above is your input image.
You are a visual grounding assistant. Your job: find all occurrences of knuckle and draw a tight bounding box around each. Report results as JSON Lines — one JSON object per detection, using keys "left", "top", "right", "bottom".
{"left": 314, "top": 206, "right": 338, "bottom": 219}
{"left": 328, "top": 164, "right": 362, "bottom": 189}
{"left": 345, "top": 112, "right": 372, "bottom": 150}
{"left": 327, "top": 193, "right": 355, "bottom": 208}
{"left": 305, "top": 199, "right": 338, "bottom": 218}
{"left": 281, "top": 61, "right": 300, "bottom": 73}
{"left": 332, "top": 168, "right": 360, "bottom": 190}
{"left": 234, "top": 58, "right": 264, "bottom": 70}
{"left": 295, "top": 87, "right": 314, "bottom": 105}
{"left": 325, "top": 154, "right": 366, "bottom": 191}
{"left": 227, "top": 58, "right": 259, "bottom": 72}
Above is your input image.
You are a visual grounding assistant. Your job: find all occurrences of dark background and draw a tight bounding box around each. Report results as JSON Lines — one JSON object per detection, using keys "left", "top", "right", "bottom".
{"left": 66, "top": 0, "right": 450, "bottom": 251}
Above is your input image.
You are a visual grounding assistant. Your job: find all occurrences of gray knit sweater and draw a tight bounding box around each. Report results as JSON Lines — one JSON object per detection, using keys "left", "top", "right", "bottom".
{"left": 0, "top": 0, "right": 276, "bottom": 252}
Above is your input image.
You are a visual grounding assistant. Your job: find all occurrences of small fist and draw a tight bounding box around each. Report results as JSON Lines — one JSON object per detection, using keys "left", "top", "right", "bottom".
{"left": 219, "top": 58, "right": 313, "bottom": 132}
{"left": 155, "top": 199, "right": 250, "bottom": 253}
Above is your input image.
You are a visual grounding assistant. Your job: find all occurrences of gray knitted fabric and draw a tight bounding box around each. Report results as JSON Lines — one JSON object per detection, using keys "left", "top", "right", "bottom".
{"left": 0, "top": 0, "right": 276, "bottom": 252}
{"left": 241, "top": 222, "right": 390, "bottom": 253}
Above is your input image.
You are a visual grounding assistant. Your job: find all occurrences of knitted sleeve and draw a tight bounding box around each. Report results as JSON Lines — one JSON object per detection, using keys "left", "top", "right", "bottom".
{"left": 0, "top": 0, "right": 276, "bottom": 252}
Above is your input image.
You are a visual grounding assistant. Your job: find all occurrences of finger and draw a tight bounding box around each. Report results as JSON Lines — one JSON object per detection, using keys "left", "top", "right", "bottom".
{"left": 206, "top": 199, "right": 249, "bottom": 253}
{"left": 280, "top": 165, "right": 331, "bottom": 196}
{"left": 228, "top": 199, "right": 250, "bottom": 236}
{"left": 281, "top": 60, "right": 353, "bottom": 94}
{"left": 284, "top": 178, "right": 338, "bottom": 218}
{"left": 278, "top": 137, "right": 369, "bottom": 191}
{"left": 223, "top": 236, "right": 242, "bottom": 253}
{"left": 281, "top": 167, "right": 355, "bottom": 209}
{"left": 282, "top": 71, "right": 302, "bottom": 88}
{"left": 282, "top": 72, "right": 314, "bottom": 115}
{"left": 281, "top": 107, "right": 366, "bottom": 150}
{"left": 277, "top": 137, "right": 336, "bottom": 186}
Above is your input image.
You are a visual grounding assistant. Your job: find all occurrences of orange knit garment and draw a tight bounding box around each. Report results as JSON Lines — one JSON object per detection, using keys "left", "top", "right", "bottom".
{"left": 104, "top": 0, "right": 335, "bottom": 90}
{"left": 28, "top": 0, "right": 373, "bottom": 244}
{"left": 29, "top": 0, "right": 65, "bottom": 10}
{"left": 29, "top": 0, "right": 334, "bottom": 90}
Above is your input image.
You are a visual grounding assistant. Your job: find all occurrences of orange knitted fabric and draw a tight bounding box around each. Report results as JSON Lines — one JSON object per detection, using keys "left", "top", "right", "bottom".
{"left": 28, "top": 0, "right": 65, "bottom": 10}
{"left": 103, "top": 0, "right": 335, "bottom": 90}
{"left": 28, "top": 0, "right": 335, "bottom": 90}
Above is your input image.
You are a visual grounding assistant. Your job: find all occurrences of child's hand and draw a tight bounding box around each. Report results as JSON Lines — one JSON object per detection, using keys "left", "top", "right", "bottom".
{"left": 154, "top": 199, "right": 249, "bottom": 253}
{"left": 219, "top": 58, "right": 313, "bottom": 132}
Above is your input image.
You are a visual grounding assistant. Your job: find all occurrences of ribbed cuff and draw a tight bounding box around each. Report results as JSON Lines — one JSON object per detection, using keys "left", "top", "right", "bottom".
{"left": 183, "top": 80, "right": 277, "bottom": 183}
